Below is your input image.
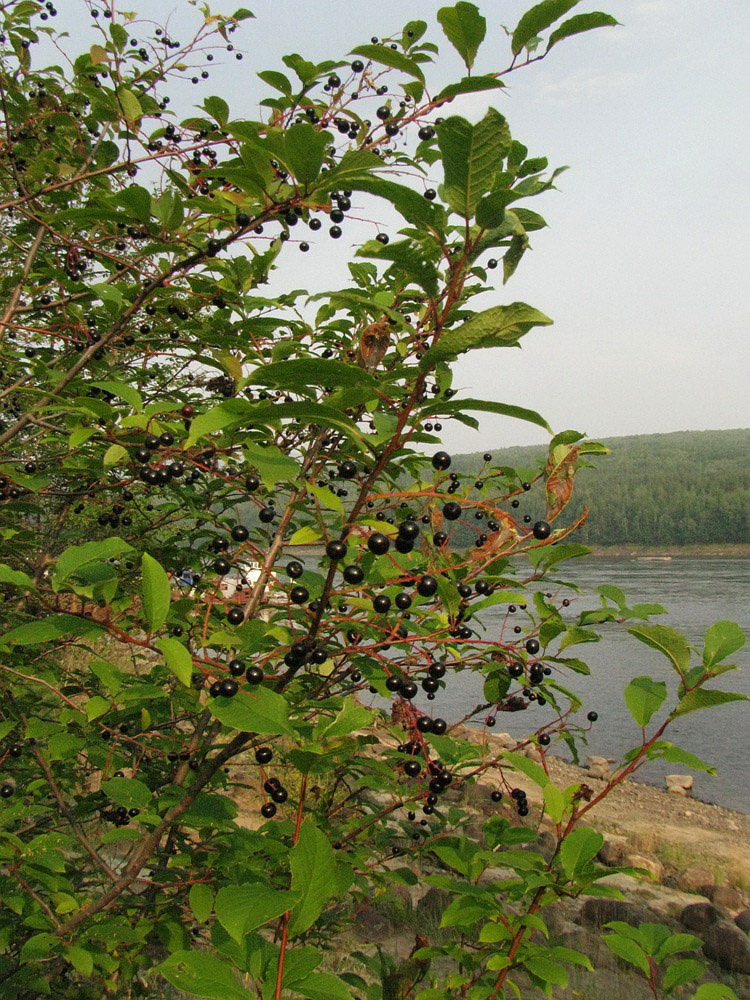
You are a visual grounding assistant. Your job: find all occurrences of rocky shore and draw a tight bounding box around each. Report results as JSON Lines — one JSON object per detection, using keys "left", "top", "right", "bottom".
{"left": 347, "top": 728, "right": 750, "bottom": 998}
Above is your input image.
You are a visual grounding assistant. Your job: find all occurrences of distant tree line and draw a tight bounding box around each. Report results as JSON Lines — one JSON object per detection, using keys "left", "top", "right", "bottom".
{"left": 452, "top": 429, "right": 749, "bottom": 547}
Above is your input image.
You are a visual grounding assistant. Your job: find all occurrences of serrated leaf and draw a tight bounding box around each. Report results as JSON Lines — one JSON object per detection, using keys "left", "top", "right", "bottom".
{"left": 524, "top": 956, "right": 568, "bottom": 987}
{"left": 420, "top": 303, "right": 552, "bottom": 371}
{"left": 203, "top": 95, "right": 229, "bottom": 127}
{"left": 436, "top": 75, "right": 505, "bottom": 101}
{"left": 0, "top": 563, "right": 33, "bottom": 588}
{"left": 547, "top": 12, "right": 620, "bottom": 51}
{"left": 209, "top": 688, "right": 294, "bottom": 737}
{"left": 624, "top": 676, "right": 667, "bottom": 727}
{"left": 243, "top": 442, "right": 299, "bottom": 489}
{"left": 189, "top": 883, "right": 214, "bottom": 924}
{"left": 350, "top": 44, "right": 425, "bottom": 82}
{"left": 103, "top": 443, "right": 129, "bottom": 467}
{"left": 215, "top": 884, "right": 299, "bottom": 942}
{"left": 85, "top": 696, "right": 110, "bottom": 722}
{"left": 503, "top": 751, "right": 549, "bottom": 787}
{"left": 248, "top": 358, "right": 377, "bottom": 392}
{"left": 100, "top": 777, "right": 151, "bottom": 809}
{"left": 674, "top": 688, "right": 748, "bottom": 717}
{"left": 437, "top": 108, "right": 510, "bottom": 218}
{"left": 66, "top": 944, "right": 93, "bottom": 976}
{"left": 141, "top": 553, "right": 171, "bottom": 633}
{"left": 559, "top": 827, "right": 603, "bottom": 878}
{"left": 156, "top": 951, "right": 248, "bottom": 1000}
{"left": 603, "top": 933, "right": 650, "bottom": 974}
{"left": 116, "top": 86, "right": 142, "bottom": 122}
{"left": 420, "top": 396, "right": 551, "bottom": 432}
{"left": 307, "top": 483, "right": 344, "bottom": 513}
{"left": 154, "top": 638, "right": 194, "bottom": 687}
{"left": 289, "top": 526, "right": 322, "bottom": 545}
{"left": 89, "top": 44, "right": 108, "bottom": 65}
{"left": 54, "top": 537, "right": 133, "bottom": 587}
{"left": 2, "top": 615, "right": 104, "bottom": 646}
{"left": 258, "top": 69, "right": 293, "bottom": 94}
{"left": 702, "top": 620, "right": 746, "bottom": 668}
{"left": 288, "top": 819, "right": 341, "bottom": 936}
{"left": 512, "top": 0, "right": 580, "bottom": 55}
{"left": 629, "top": 624, "right": 691, "bottom": 676}
{"left": 437, "top": 2, "right": 487, "bottom": 71}
{"left": 543, "top": 783, "right": 565, "bottom": 823}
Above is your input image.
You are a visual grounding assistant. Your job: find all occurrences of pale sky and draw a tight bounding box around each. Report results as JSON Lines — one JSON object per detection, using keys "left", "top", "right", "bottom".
{"left": 53, "top": 1, "right": 750, "bottom": 449}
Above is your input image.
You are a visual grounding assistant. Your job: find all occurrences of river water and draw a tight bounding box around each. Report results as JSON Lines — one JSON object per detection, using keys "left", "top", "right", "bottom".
{"left": 399, "top": 558, "right": 750, "bottom": 813}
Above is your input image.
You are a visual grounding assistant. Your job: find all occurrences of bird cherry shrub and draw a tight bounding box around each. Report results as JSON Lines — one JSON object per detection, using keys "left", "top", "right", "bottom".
{"left": 0, "top": 2, "right": 746, "bottom": 998}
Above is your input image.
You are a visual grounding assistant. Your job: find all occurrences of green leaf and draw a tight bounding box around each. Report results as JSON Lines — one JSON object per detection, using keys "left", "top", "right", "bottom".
{"left": 437, "top": 3, "right": 487, "bottom": 71}
{"left": 316, "top": 700, "right": 374, "bottom": 743}
{"left": 2, "top": 614, "right": 104, "bottom": 646}
{"left": 65, "top": 944, "right": 93, "bottom": 976}
{"left": 0, "top": 563, "right": 33, "bottom": 588}
{"left": 141, "top": 553, "right": 171, "bottom": 633}
{"left": 624, "top": 676, "right": 668, "bottom": 727}
{"left": 288, "top": 819, "right": 340, "bottom": 936}
{"left": 603, "top": 934, "right": 650, "bottom": 974}
{"left": 156, "top": 951, "right": 249, "bottom": 1000}
{"left": 203, "top": 95, "right": 229, "bottom": 127}
{"left": 503, "top": 751, "right": 549, "bottom": 787}
{"left": 248, "top": 358, "right": 378, "bottom": 393}
{"left": 85, "top": 696, "right": 110, "bottom": 722}
{"left": 258, "top": 70, "right": 293, "bottom": 94}
{"left": 209, "top": 688, "right": 294, "bottom": 737}
{"left": 243, "top": 442, "right": 299, "bottom": 489}
{"left": 116, "top": 86, "right": 142, "bottom": 122}
{"left": 652, "top": 743, "right": 715, "bottom": 775}
{"left": 155, "top": 638, "right": 194, "bottom": 687}
{"left": 350, "top": 44, "right": 425, "bottom": 82}
{"left": 344, "top": 176, "right": 442, "bottom": 229}
{"left": 524, "top": 956, "right": 568, "bottom": 987}
{"left": 661, "top": 958, "right": 704, "bottom": 991}
{"left": 288, "top": 972, "right": 352, "bottom": 1000}
{"left": 100, "top": 777, "right": 152, "bottom": 810}
{"left": 215, "top": 884, "right": 300, "bottom": 943}
{"left": 512, "top": 0, "right": 580, "bottom": 55}
{"left": 103, "top": 443, "right": 129, "bottom": 467}
{"left": 420, "top": 396, "right": 551, "bottom": 433}
{"left": 189, "top": 883, "right": 214, "bottom": 924}
{"left": 629, "top": 624, "right": 691, "bottom": 677}
{"left": 437, "top": 109, "right": 510, "bottom": 218}
{"left": 282, "top": 123, "right": 330, "bottom": 187}
{"left": 420, "top": 303, "right": 552, "bottom": 371}
{"left": 91, "top": 380, "right": 142, "bottom": 411}
{"left": 289, "top": 525, "right": 322, "bottom": 545}
{"left": 54, "top": 537, "right": 133, "bottom": 587}
{"left": 543, "top": 783, "right": 565, "bottom": 823}
{"left": 691, "top": 984, "right": 740, "bottom": 1000}
{"left": 656, "top": 933, "right": 702, "bottom": 961}
{"left": 435, "top": 75, "right": 505, "bottom": 101}
{"left": 559, "top": 827, "right": 603, "bottom": 878}
{"left": 307, "top": 483, "right": 344, "bottom": 513}
{"left": 547, "top": 12, "right": 620, "bottom": 51}
{"left": 674, "top": 688, "right": 749, "bottom": 718}
{"left": 702, "top": 620, "right": 746, "bottom": 668}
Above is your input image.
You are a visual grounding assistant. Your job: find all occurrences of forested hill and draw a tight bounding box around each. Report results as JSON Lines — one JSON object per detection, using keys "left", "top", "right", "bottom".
{"left": 452, "top": 429, "right": 749, "bottom": 547}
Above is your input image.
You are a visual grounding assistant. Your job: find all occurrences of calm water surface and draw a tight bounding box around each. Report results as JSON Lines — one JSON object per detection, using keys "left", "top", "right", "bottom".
{"left": 376, "top": 558, "right": 750, "bottom": 812}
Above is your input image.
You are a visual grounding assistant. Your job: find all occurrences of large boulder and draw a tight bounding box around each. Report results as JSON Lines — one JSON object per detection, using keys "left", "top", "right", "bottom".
{"left": 579, "top": 898, "right": 657, "bottom": 928}
{"left": 597, "top": 834, "right": 629, "bottom": 867}
{"left": 735, "top": 909, "right": 750, "bottom": 933}
{"left": 700, "top": 884, "right": 744, "bottom": 911}
{"left": 702, "top": 921, "right": 750, "bottom": 973}
{"left": 680, "top": 902, "right": 725, "bottom": 932}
